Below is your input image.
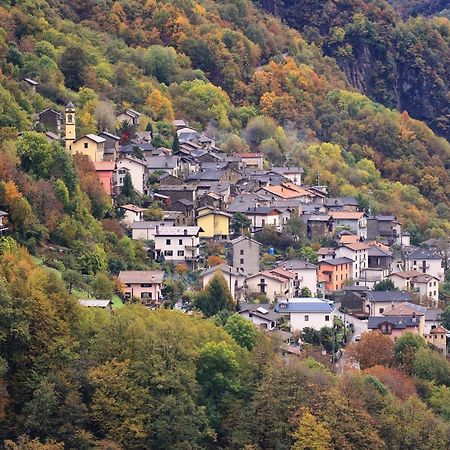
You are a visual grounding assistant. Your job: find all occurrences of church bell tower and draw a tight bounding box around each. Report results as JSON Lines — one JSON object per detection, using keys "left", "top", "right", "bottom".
{"left": 65, "top": 100, "right": 76, "bottom": 150}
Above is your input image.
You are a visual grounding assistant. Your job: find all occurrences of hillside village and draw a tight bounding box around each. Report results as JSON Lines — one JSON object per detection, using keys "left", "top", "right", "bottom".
{"left": 8, "top": 99, "right": 446, "bottom": 359}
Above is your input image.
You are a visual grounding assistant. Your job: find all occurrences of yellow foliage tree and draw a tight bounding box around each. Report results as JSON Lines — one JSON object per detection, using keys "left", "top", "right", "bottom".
{"left": 291, "top": 408, "right": 332, "bottom": 450}
{"left": 145, "top": 89, "right": 174, "bottom": 121}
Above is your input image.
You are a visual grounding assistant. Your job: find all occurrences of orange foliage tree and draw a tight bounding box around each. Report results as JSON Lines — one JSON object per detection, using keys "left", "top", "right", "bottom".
{"left": 347, "top": 332, "right": 395, "bottom": 370}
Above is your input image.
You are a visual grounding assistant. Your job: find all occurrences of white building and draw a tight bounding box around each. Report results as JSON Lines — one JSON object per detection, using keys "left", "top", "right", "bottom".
{"left": 154, "top": 226, "right": 202, "bottom": 268}
{"left": 275, "top": 259, "right": 318, "bottom": 296}
{"left": 120, "top": 204, "right": 146, "bottom": 225}
{"left": 239, "top": 303, "right": 281, "bottom": 330}
{"left": 245, "top": 267, "right": 296, "bottom": 303}
{"left": 330, "top": 211, "right": 367, "bottom": 239}
{"left": 131, "top": 221, "right": 174, "bottom": 241}
{"left": 335, "top": 243, "right": 369, "bottom": 280}
{"left": 116, "top": 155, "right": 148, "bottom": 195}
{"left": 275, "top": 298, "right": 335, "bottom": 332}
{"left": 405, "top": 248, "right": 444, "bottom": 281}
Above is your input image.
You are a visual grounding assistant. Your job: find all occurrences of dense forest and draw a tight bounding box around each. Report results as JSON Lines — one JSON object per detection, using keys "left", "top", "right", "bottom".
{"left": 1, "top": 0, "right": 450, "bottom": 447}
{"left": 2, "top": 245, "right": 450, "bottom": 449}
{"left": 257, "top": 0, "right": 450, "bottom": 140}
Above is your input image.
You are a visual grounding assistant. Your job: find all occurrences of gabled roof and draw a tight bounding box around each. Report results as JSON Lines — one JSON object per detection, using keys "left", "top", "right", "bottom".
{"left": 368, "top": 316, "right": 420, "bottom": 330}
{"left": 430, "top": 326, "right": 448, "bottom": 334}
{"left": 100, "top": 130, "right": 121, "bottom": 140}
{"left": 276, "top": 259, "right": 316, "bottom": 270}
{"left": 384, "top": 302, "right": 426, "bottom": 316}
{"left": 94, "top": 161, "right": 116, "bottom": 171}
{"left": 368, "top": 246, "right": 392, "bottom": 257}
{"left": 120, "top": 204, "right": 146, "bottom": 213}
{"left": 271, "top": 166, "right": 304, "bottom": 174}
{"left": 79, "top": 299, "right": 112, "bottom": 308}
{"left": 275, "top": 298, "right": 334, "bottom": 313}
{"left": 155, "top": 226, "right": 202, "bottom": 236}
{"left": 330, "top": 211, "right": 365, "bottom": 220}
{"left": 318, "top": 257, "right": 353, "bottom": 266}
{"left": 366, "top": 291, "right": 412, "bottom": 303}
{"left": 388, "top": 270, "right": 423, "bottom": 279}
{"left": 405, "top": 248, "right": 441, "bottom": 260}
{"left": 234, "top": 152, "right": 263, "bottom": 158}
{"left": 317, "top": 247, "right": 336, "bottom": 256}
{"left": 38, "top": 108, "right": 63, "bottom": 118}
{"left": 342, "top": 242, "right": 370, "bottom": 251}
{"left": 196, "top": 207, "right": 232, "bottom": 219}
{"left": 131, "top": 220, "right": 174, "bottom": 229}
{"left": 230, "top": 235, "right": 262, "bottom": 246}
{"left": 24, "top": 77, "right": 39, "bottom": 85}
{"left": 146, "top": 156, "right": 179, "bottom": 169}
{"left": 118, "top": 270, "right": 164, "bottom": 284}
{"left": 75, "top": 134, "right": 105, "bottom": 144}
{"left": 201, "top": 263, "right": 247, "bottom": 279}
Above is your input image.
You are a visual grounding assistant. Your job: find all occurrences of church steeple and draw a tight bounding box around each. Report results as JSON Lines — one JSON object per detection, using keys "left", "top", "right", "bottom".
{"left": 65, "top": 101, "right": 76, "bottom": 150}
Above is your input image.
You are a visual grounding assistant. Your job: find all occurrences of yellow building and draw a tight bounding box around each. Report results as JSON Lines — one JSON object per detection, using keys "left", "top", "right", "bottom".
{"left": 196, "top": 207, "right": 231, "bottom": 239}
{"left": 70, "top": 134, "right": 106, "bottom": 162}
{"left": 64, "top": 101, "right": 106, "bottom": 162}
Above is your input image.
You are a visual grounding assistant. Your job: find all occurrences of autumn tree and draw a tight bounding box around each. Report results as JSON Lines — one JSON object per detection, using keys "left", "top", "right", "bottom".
{"left": 291, "top": 408, "right": 332, "bottom": 450}
{"left": 347, "top": 332, "right": 395, "bottom": 369}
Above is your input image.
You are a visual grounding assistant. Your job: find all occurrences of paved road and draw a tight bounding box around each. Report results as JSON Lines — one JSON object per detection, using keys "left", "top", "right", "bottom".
{"left": 334, "top": 302, "right": 368, "bottom": 342}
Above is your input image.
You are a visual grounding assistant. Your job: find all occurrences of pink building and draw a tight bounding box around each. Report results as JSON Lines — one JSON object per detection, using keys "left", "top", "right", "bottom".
{"left": 118, "top": 270, "right": 165, "bottom": 306}
{"left": 368, "top": 315, "right": 421, "bottom": 340}
{"left": 94, "top": 161, "right": 116, "bottom": 197}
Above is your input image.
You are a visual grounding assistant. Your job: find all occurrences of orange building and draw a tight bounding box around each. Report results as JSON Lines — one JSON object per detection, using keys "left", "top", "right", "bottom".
{"left": 94, "top": 161, "right": 116, "bottom": 197}
{"left": 317, "top": 257, "right": 353, "bottom": 292}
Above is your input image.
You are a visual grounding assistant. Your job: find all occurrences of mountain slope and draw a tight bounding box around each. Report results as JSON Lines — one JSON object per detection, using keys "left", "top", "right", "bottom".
{"left": 0, "top": 0, "right": 450, "bottom": 239}
{"left": 256, "top": 0, "right": 450, "bottom": 140}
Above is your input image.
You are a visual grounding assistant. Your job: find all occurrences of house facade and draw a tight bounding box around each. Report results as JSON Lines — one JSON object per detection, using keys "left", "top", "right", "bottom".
{"left": 245, "top": 268, "right": 295, "bottom": 303}
{"left": 276, "top": 259, "right": 318, "bottom": 297}
{"left": 230, "top": 236, "right": 261, "bottom": 275}
{"left": 116, "top": 156, "right": 148, "bottom": 195}
{"left": 196, "top": 207, "right": 231, "bottom": 239}
{"left": 317, "top": 257, "right": 353, "bottom": 292}
{"left": 118, "top": 270, "right": 164, "bottom": 305}
{"left": 154, "top": 226, "right": 202, "bottom": 268}
{"left": 275, "top": 298, "right": 335, "bottom": 332}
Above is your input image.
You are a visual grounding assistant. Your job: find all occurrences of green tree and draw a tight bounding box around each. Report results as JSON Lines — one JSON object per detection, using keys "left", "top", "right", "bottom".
{"left": 62, "top": 269, "right": 83, "bottom": 294}
{"left": 59, "top": 46, "right": 89, "bottom": 90}
{"left": 394, "top": 332, "right": 427, "bottom": 373}
{"left": 172, "top": 133, "right": 180, "bottom": 153}
{"left": 91, "top": 272, "right": 115, "bottom": 299}
{"left": 300, "top": 246, "right": 318, "bottom": 263}
{"left": 300, "top": 287, "right": 312, "bottom": 297}
{"left": 193, "top": 272, "right": 234, "bottom": 317}
{"left": 291, "top": 408, "right": 332, "bottom": 450}
{"left": 373, "top": 279, "right": 397, "bottom": 291}
{"left": 412, "top": 348, "right": 450, "bottom": 386}
{"left": 143, "top": 45, "right": 179, "bottom": 85}
{"left": 430, "top": 385, "right": 450, "bottom": 421}
{"left": 121, "top": 172, "right": 135, "bottom": 200}
{"left": 16, "top": 132, "right": 53, "bottom": 179}
{"left": 440, "top": 304, "right": 450, "bottom": 330}
{"left": 224, "top": 314, "right": 258, "bottom": 350}
{"left": 231, "top": 212, "right": 252, "bottom": 234}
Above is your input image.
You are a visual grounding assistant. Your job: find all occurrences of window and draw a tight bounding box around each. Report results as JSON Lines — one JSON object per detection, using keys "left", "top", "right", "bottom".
{"left": 304, "top": 315, "right": 309, "bottom": 321}
{"left": 166, "top": 239, "right": 171, "bottom": 245}
{"left": 240, "top": 258, "right": 244, "bottom": 264}
{"left": 240, "top": 249, "right": 244, "bottom": 255}
{"left": 141, "top": 283, "right": 151, "bottom": 288}
{"left": 84, "top": 142, "right": 88, "bottom": 149}
{"left": 164, "top": 250, "right": 173, "bottom": 256}
{"left": 379, "top": 308, "right": 384, "bottom": 314}
{"left": 177, "top": 250, "right": 184, "bottom": 256}
{"left": 413, "top": 260, "right": 417, "bottom": 265}
{"left": 141, "top": 292, "right": 152, "bottom": 299}
{"left": 179, "top": 239, "right": 183, "bottom": 245}
{"left": 262, "top": 219, "right": 265, "bottom": 227}
{"left": 67, "top": 114, "right": 73, "bottom": 123}
{"left": 325, "top": 315, "right": 330, "bottom": 321}
{"left": 434, "top": 291, "right": 437, "bottom": 296}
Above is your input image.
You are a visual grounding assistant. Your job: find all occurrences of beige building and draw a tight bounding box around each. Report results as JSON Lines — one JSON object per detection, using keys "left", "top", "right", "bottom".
{"left": 69, "top": 134, "right": 106, "bottom": 162}
{"left": 245, "top": 267, "right": 295, "bottom": 303}
{"left": 425, "top": 326, "right": 448, "bottom": 355}
{"left": 118, "top": 270, "right": 164, "bottom": 305}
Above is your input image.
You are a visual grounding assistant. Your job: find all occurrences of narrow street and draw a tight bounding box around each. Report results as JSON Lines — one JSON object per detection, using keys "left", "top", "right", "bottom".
{"left": 334, "top": 302, "right": 368, "bottom": 342}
